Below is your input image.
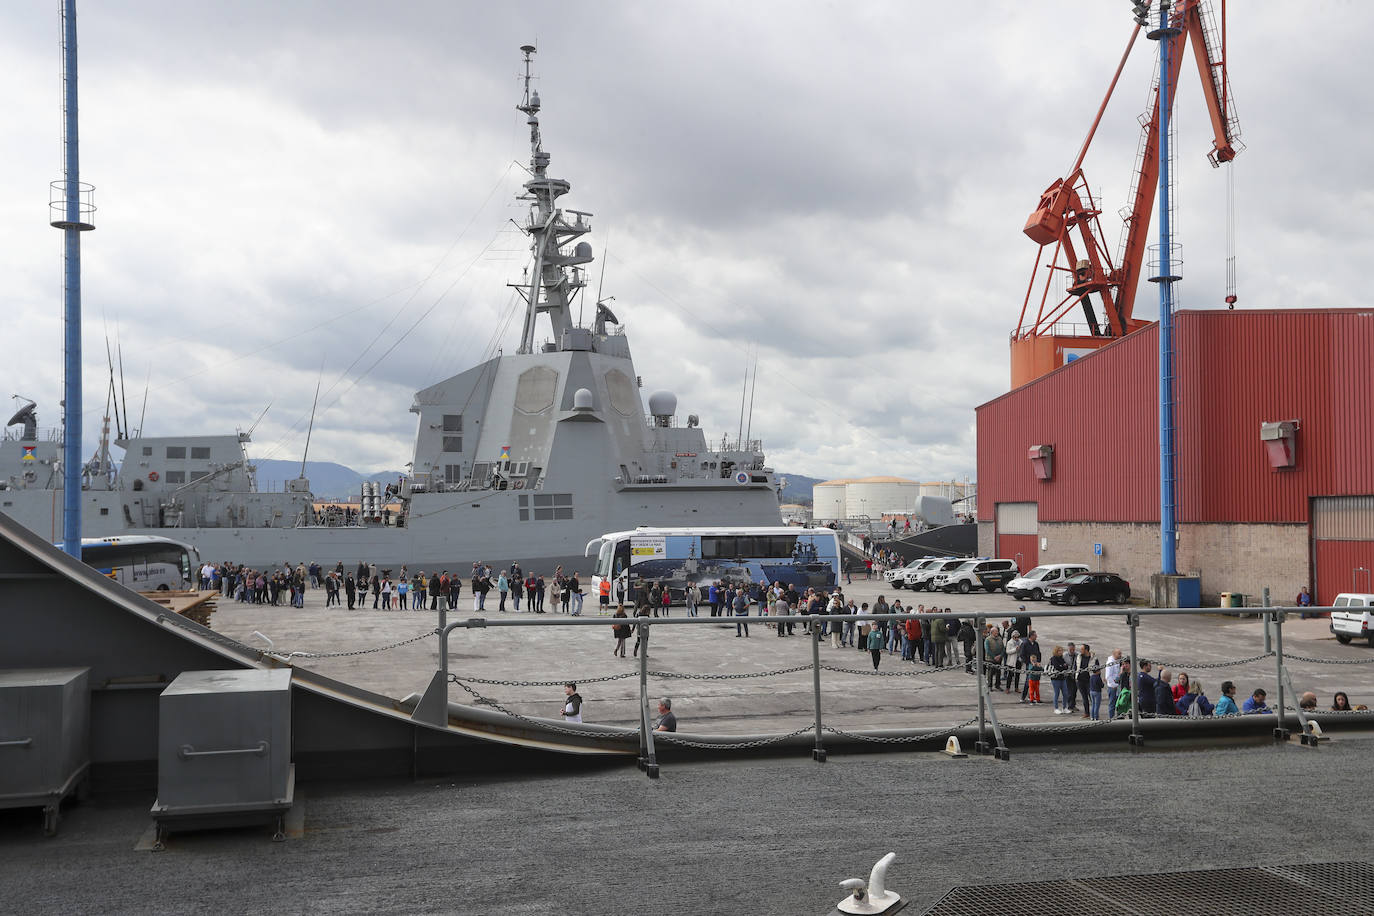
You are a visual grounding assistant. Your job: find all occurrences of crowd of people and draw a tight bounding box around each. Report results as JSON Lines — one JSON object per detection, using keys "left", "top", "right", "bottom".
{"left": 198, "top": 561, "right": 1362, "bottom": 719}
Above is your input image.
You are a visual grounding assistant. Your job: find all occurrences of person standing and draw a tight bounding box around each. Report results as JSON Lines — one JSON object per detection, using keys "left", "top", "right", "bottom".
{"left": 511, "top": 572, "right": 523, "bottom": 612}
{"left": 1019, "top": 631, "right": 1042, "bottom": 703}
{"left": 1003, "top": 629, "right": 1022, "bottom": 694}
{"left": 958, "top": 619, "right": 977, "bottom": 674}
{"left": 867, "top": 620, "right": 885, "bottom": 670}
{"left": 560, "top": 683, "right": 583, "bottom": 724}
{"left": 344, "top": 573, "right": 356, "bottom": 610}
{"left": 535, "top": 574, "right": 546, "bottom": 613}
{"left": 734, "top": 589, "right": 750, "bottom": 638}
{"left": 497, "top": 571, "right": 509, "bottom": 612}
{"left": 1076, "top": 645, "right": 1094, "bottom": 718}
{"left": 600, "top": 576, "right": 612, "bottom": 614}
{"left": 985, "top": 625, "right": 1005, "bottom": 691}
{"left": 1104, "top": 649, "right": 1123, "bottom": 716}
{"left": 549, "top": 576, "right": 562, "bottom": 614}
{"left": 612, "top": 605, "right": 631, "bottom": 657}
{"left": 1063, "top": 643, "right": 1080, "bottom": 713}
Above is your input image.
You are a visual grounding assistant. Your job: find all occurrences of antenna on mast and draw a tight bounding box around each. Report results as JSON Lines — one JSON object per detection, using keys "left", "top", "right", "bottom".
{"left": 300, "top": 369, "right": 323, "bottom": 479}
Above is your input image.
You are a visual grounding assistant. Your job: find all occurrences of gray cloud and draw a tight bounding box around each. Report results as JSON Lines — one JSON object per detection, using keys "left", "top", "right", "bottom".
{"left": 4, "top": 1, "right": 1370, "bottom": 486}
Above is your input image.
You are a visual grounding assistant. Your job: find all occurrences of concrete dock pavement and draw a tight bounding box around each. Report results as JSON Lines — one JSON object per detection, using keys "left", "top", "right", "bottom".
{"left": 205, "top": 580, "right": 1374, "bottom": 735}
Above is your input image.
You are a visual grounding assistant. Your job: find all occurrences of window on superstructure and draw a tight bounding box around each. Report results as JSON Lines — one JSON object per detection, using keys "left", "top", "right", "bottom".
{"left": 442, "top": 437, "right": 463, "bottom": 452}
{"left": 442, "top": 414, "right": 463, "bottom": 432}
{"left": 444, "top": 465, "right": 462, "bottom": 485}
{"left": 191, "top": 447, "right": 211, "bottom": 460}
{"left": 164, "top": 470, "right": 186, "bottom": 484}
{"left": 142, "top": 447, "right": 152, "bottom": 457}
{"left": 190, "top": 470, "right": 210, "bottom": 482}
{"left": 166, "top": 446, "right": 186, "bottom": 459}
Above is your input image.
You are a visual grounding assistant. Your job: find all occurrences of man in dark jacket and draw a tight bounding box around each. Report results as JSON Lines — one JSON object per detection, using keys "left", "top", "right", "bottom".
{"left": 1155, "top": 669, "right": 1177, "bottom": 717}
{"left": 1136, "top": 660, "right": 1159, "bottom": 715}
{"left": 1019, "top": 631, "right": 1042, "bottom": 703}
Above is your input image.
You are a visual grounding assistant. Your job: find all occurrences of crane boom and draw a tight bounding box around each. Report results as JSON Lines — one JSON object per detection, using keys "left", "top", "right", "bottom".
{"left": 1011, "top": 0, "right": 1242, "bottom": 389}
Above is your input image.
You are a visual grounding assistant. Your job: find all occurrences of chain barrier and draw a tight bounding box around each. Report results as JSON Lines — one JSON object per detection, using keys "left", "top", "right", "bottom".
{"left": 447, "top": 675, "right": 635, "bottom": 741}
{"left": 1141, "top": 652, "right": 1275, "bottom": 670}
{"left": 288, "top": 629, "right": 437, "bottom": 659}
{"left": 655, "top": 726, "right": 816, "bottom": 751}
{"left": 820, "top": 661, "right": 973, "bottom": 678}
{"left": 451, "top": 670, "right": 642, "bottom": 688}
{"left": 821, "top": 716, "right": 980, "bottom": 744}
{"left": 1282, "top": 652, "right": 1374, "bottom": 666}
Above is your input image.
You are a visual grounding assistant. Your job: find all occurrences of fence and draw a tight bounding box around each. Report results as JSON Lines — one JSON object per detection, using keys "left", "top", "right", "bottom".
{"left": 393, "top": 604, "right": 1374, "bottom": 778}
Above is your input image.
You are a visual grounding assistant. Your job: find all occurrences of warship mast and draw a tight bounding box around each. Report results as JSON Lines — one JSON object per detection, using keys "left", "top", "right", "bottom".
{"left": 513, "top": 45, "right": 594, "bottom": 355}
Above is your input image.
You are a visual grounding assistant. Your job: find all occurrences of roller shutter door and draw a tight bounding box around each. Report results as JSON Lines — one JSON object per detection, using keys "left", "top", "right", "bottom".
{"left": 1311, "top": 496, "right": 1374, "bottom": 605}
{"left": 996, "top": 502, "right": 1038, "bottom": 571}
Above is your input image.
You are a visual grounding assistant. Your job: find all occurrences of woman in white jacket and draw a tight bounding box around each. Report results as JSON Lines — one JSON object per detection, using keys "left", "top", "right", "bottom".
{"left": 1003, "top": 631, "right": 1023, "bottom": 694}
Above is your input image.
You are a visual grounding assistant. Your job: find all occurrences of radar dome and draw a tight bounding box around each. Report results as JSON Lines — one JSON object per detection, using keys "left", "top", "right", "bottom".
{"left": 573, "top": 387, "right": 594, "bottom": 410}
{"left": 647, "top": 390, "right": 677, "bottom": 419}
{"left": 574, "top": 241, "right": 593, "bottom": 259}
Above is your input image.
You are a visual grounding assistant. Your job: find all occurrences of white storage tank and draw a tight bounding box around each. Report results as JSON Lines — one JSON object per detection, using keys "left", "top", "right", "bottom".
{"left": 844, "top": 476, "right": 922, "bottom": 519}
{"left": 811, "top": 480, "right": 850, "bottom": 521}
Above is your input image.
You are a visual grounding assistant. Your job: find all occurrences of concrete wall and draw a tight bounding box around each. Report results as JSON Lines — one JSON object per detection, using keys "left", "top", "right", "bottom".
{"left": 981, "top": 519, "right": 1309, "bottom": 605}
{"left": 1029, "top": 521, "right": 1308, "bottom": 606}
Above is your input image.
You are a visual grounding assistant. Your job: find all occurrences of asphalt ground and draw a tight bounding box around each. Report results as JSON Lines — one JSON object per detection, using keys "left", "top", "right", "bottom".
{"left": 4, "top": 731, "right": 1371, "bottom": 915}
{"left": 207, "top": 577, "right": 1374, "bottom": 733}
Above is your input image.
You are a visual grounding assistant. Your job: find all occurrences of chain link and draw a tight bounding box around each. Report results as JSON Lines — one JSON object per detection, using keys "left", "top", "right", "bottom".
{"left": 1282, "top": 652, "right": 1374, "bottom": 666}
{"left": 448, "top": 676, "right": 636, "bottom": 741}
{"left": 822, "top": 716, "right": 980, "bottom": 744}
{"left": 820, "top": 661, "right": 971, "bottom": 678}
{"left": 1143, "top": 652, "right": 1275, "bottom": 670}
{"left": 655, "top": 726, "right": 815, "bottom": 750}
{"left": 649, "top": 664, "right": 815, "bottom": 681}
{"left": 288, "top": 629, "right": 437, "bottom": 659}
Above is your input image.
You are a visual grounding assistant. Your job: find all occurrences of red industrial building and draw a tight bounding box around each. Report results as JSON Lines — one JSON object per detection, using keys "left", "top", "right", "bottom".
{"left": 976, "top": 308, "right": 1374, "bottom": 606}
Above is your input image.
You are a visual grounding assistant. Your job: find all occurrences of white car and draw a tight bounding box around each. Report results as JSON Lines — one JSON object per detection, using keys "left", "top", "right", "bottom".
{"left": 905, "top": 558, "right": 964, "bottom": 591}
{"left": 1330, "top": 593, "right": 1374, "bottom": 646}
{"left": 1007, "top": 564, "right": 1092, "bottom": 601}
{"left": 886, "top": 557, "right": 935, "bottom": 588}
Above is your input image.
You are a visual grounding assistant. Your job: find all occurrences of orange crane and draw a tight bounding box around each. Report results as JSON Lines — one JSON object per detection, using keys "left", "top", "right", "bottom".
{"left": 1010, "top": 0, "right": 1241, "bottom": 388}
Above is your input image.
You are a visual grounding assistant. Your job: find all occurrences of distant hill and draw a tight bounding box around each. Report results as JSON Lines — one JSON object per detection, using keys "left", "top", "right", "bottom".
{"left": 251, "top": 459, "right": 407, "bottom": 499}
{"left": 778, "top": 472, "right": 822, "bottom": 506}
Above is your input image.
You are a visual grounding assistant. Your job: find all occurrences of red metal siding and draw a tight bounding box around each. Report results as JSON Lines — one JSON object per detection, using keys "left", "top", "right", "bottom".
{"left": 979, "top": 309, "right": 1374, "bottom": 525}
{"left": 996, "top": 533, "right": 1038, "bottom": 572}
{"left": 977, "top": 325, "right": 1160, "bottom": 522}
{"left": 1313, "top": 539, "right": 1374, "bottom": 605}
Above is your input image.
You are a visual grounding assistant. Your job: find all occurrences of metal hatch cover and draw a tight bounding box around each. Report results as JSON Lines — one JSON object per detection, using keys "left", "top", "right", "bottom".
{"left": 919, "top": 861, "right": 1374, "bottom": 916}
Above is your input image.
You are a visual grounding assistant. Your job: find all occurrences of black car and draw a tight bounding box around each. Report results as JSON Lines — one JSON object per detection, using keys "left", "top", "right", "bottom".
{"left": 1044, "top": 573, "right": 1131, "bottom": 606}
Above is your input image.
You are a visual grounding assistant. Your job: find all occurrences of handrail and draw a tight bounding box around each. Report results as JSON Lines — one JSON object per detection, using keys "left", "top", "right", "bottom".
{"left": 414, "top": 604, "right": 1348, "bottom": 777}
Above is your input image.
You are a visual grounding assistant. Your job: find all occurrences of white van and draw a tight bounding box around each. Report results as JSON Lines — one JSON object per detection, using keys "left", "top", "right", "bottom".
{"left": 1329, "top": 593, "right": 1374, "bottom": 646}
{"left": 1006, "top": 563, "right": 1092, "bottom": 601}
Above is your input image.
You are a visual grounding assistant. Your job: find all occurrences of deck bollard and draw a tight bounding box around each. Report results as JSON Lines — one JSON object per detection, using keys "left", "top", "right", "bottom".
{"left": 811, "top": 618, "right": 826, "bottom": 762}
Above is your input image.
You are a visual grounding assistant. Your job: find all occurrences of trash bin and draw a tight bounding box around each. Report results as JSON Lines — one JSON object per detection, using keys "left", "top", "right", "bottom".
{"left": 1219, "top": 592, "right": 1233, "bottom": 608}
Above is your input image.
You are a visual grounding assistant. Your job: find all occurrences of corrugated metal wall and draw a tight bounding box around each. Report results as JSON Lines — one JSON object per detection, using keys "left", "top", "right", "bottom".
{"left": 1313, "top": 540, "right": 1374, "bottom": 605}
{"left": 977, "top": 326, "right": 1160, "bottom": 522}
{"left": 977, "top": 310, "right": 1374, "bottom": 525}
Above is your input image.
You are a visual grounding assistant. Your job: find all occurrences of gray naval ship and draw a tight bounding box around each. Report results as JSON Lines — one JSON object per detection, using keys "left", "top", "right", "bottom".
{"left": 0, "top": 46, "right": 782, "bottom": 572}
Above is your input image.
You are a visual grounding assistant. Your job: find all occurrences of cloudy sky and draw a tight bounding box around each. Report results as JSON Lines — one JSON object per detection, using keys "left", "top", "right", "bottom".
{"left": 3, "top": 1, "right": 1369, "bottom": 485}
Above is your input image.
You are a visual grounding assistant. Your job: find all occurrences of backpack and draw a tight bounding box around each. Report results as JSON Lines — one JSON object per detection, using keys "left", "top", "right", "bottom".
{"left": 1184, "top": 695, "right": 1202, "bottom": 718}
{"left": 1114, "top": 687, "right": 1132, "bottom": 717}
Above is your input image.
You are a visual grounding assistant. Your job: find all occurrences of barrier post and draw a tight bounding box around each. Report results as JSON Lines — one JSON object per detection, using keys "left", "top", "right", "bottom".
{"left": 811, "top": 618, "right": 826, "bottom": 762}
{"left": 438, "top": 601, "right": 448, "bottom": 682}
{"left": 1128, "top": 613, "right": 1144, "bottom": 746}
{"left": 1272, "top": 609, "right": 1289, "bottom": 742}
{"left": 638, "top": 621, "right": 659, "bottom": 778}
{"left": 974, "top": 615, "right": 988, "bottom": 754}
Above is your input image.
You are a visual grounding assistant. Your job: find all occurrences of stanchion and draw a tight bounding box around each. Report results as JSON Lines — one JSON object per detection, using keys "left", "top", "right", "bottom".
{"left": 811, "top": 618, "right": 826, "bottom": 762}
{"left": 636, "top": 622, "right": 659, "bottom": 777}
{"left": 1272, "top": 609, "right": 1290, "bottom": 742}
{"left": 974, "top": 615, "right": 988, "bottom": 754}
{"left": 1128, "top": 613, "right": 1144, "bottom": 746}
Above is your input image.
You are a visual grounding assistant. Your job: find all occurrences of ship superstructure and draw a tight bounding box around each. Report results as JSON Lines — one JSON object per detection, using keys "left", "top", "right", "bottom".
{"left": 1, "top": 46, "right": 782, "bottom": 570}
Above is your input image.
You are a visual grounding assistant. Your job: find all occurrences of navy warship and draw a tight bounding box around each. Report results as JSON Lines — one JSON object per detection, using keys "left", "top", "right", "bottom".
{"left": 0, "top": 46, "right": 782, "bottom": 570}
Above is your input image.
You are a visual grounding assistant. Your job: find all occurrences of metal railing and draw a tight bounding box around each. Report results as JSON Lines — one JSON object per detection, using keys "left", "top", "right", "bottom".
{"left": 399, "top": 603, "right": 1372, "bottom": 777}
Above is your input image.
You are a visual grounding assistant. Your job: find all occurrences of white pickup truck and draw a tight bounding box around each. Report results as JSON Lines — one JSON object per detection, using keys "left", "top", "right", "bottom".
{"left": 1330, "top": 593, "right": 1374, "bottom": 646}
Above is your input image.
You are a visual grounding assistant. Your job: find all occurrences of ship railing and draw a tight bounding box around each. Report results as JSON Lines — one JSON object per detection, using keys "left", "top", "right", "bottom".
{"left": 2, "top": 426, "right": 63, "bottom": 443}
{"left": 400, "top": 603, "right": 1350, "bottom": 778}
